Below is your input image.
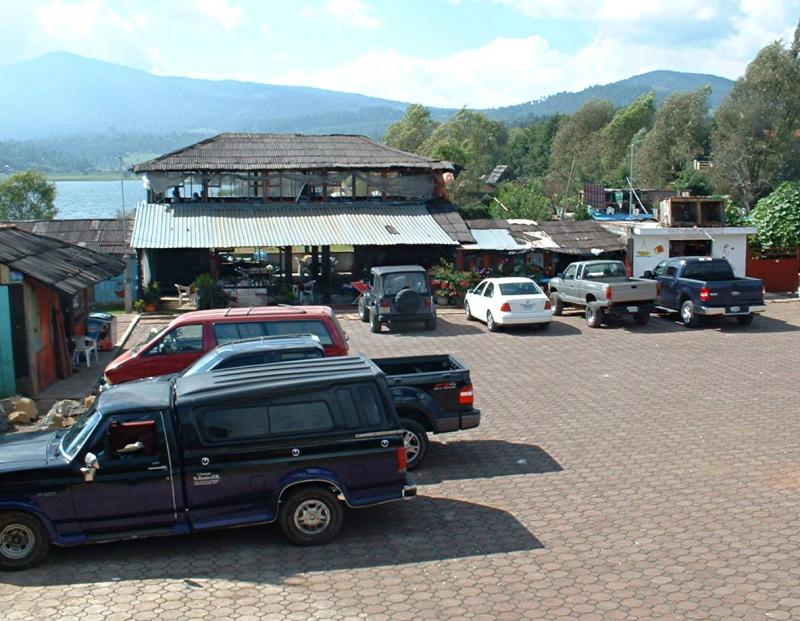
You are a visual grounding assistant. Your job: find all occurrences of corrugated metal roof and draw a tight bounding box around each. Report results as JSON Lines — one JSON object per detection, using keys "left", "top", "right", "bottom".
{"left": 0, "top": 226, "right": 126, "bottom": 295}
{"left": 133, "top": 133, "right": 454, "bottom": 173}
{"left": 461, "top": 229, "right": 529, "bottom": 251}
{"left": 6, "top": 218, "right": 133, "bottom": 255}
{"left": 131, "top": 203, "right": 458, "bottom": 249}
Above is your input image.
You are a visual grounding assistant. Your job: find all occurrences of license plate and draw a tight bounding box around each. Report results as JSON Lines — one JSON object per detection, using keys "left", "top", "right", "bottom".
{"left": 729, "top": 306, "right": 741, "bottom": 313}
{"left": 627, "top": 306, "right": 638, "bottom": 313}
{"left": 521, "top": 303, "right": 533, "bottom": 310}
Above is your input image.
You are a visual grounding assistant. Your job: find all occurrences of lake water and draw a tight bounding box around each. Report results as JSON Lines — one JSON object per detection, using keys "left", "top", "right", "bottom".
{"left": 54, "top": 180, "right": 147, "bottom": 219}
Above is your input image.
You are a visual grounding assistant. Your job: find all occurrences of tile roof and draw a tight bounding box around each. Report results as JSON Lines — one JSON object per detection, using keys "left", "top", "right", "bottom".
{"left": 133, "top": 133, "right": 454, "bottom": 173}
{"left": 485, "top": 164, "right": 511, "bottom": 185}
{"left": 426, "top": 200, "right": 476, "bottom": 243}
{"left": 0, "top": 226, "right": 126, "bottom": 295}
{"left": 130, "top": 202, "right": 459, "bottom": 249}
{"left": 8, "top": 218, "right": 133, "bottom": 256}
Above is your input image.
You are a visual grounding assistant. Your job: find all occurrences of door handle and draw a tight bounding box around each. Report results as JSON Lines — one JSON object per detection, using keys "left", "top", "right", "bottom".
{"left": 148, "top": 465, "right": 168, "bottom": 471}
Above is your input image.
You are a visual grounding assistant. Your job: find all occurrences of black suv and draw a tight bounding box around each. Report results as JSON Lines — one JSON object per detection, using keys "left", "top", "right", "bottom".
{"left": 358, "top": 265, "right": 436, "bottom": 333}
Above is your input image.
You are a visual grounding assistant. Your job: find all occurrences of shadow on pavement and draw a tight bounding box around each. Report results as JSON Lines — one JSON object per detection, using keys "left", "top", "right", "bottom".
{"left": 382, "top": 316, "right": 485, "bottom": 337}
{"left": 418, "top": 440, "right": 563, "bottom": 485}
{"left": 2, "top": 496, "right": 543, "bottom": 587}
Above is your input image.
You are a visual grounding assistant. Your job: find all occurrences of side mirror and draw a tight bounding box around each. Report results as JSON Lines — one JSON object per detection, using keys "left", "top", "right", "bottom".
{"left": 81, "top": 452, "right": 99, "bottom": 482}
{"left": 642, "top": 270, "right": 654, "bottom": 279}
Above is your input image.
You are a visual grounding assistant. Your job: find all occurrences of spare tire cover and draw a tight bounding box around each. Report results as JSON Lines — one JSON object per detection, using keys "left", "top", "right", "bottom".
{"left": 395, "top": 288, "right": 421, "bottom": 314}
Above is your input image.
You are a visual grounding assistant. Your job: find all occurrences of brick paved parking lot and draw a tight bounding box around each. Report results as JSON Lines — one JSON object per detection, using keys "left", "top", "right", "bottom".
{"left": 2, "top": 303, "right": 799, "bottom": 620}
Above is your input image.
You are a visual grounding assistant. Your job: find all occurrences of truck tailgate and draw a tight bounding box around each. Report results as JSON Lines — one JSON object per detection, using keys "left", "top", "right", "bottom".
{"left": 703, "top": 279, "right": 764, "bottom": 307}
{"left": 608, "top": 279, "right": 657, "bottom": 304}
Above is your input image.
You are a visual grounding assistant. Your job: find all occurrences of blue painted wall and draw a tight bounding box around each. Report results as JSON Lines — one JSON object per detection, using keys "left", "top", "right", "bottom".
{"left": 93, "top": 259, "right": 139, "bottom": 307}
{"left": 0, "top": 286, "right": 15, "bottom": 398}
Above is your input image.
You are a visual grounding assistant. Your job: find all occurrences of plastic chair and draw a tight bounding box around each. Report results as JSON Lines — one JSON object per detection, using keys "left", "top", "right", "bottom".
{"left": 71, "top": 336, "right": 98, "bottom": 368}
{"left": 175, "top": 284, "right": 196, "bottom": 307}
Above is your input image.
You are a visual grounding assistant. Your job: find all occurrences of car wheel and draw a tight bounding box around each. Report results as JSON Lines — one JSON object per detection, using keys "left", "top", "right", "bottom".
{"left": 425, "top": 315, "right": 437, "bottom": 331}
{"left": 399, "top": 418, "right": 428, "bottom": 470}
{"left": 737, "top": 313, "right": 755, "bottom": 326}
{"left": 633, "top": 310, "right": 650, "bottom": 326}
{"left": 369, "top": 310, "right": 381, "bottom": 333}
{"left": 279, "top": 487, "right": 343, "bottom": 546}
{"left": 358, "top": 298, "right": 369, "bottom": 322}
{"left": 549, "top": 292, "right": 563, "bottom": 316}
{"left": 464, "top": 301, "right": 474, "bottom": 320}
{"left": 0, "top": 512, "right": 50, "bottom": 570}
{"left": 487, "top": 312, "right": 499, "bottom": 332}
{"left": 585, "top": 302, "right": 604, "bottom": 328}
{"left": 680, "top": 300, "right": 700, "bottom": 328}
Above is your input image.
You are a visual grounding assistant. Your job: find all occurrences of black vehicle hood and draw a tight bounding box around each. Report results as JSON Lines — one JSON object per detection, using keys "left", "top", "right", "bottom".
{"left": 0, "top": 430, "right": 57, "bottom": 472}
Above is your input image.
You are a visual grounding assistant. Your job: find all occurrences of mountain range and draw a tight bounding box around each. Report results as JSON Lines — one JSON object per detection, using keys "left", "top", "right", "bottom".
{"left": 0, "top": 52, "right": 735, "bottom": 172}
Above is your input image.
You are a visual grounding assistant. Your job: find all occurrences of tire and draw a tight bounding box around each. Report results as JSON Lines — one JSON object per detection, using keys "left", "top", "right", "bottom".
{"left": 369, "top": 310, "right": 381, "bottom": 333}
{"left": 399, "top": 418, "right": 428, "bottom": 470}
{"left": 633, "top": 310, "right": 650, "bottom": 326}
{"left": 464, "top": 301, "right": 474, "bottom": 320}
{"left": 737, "top": 313, "right": 755, "bottom": 326}
{"left": 680, "top": 300, "right": 700, "bottom": 328}
{"left": 0, "top": 512, "right": 50, "bottom": 570}
{"left": 585, "top": 302, "right": 604, "bottom": 328}
{"left": 487, "top": 312, "right": 499, "bottom": 332}
{"left": 358, "top": 298, "right": 369, "bottom": 322}
{"left": 395, "top": 289, "right": 421, "bottom": 314}
{"left": 279, "top": 486, "right": 343, "bottom": 546}
{"left": 549, "top": 292, "right": 564, "bottom": 316}
{"left": 425, "top": 315, "right": 437, "bottom": 331}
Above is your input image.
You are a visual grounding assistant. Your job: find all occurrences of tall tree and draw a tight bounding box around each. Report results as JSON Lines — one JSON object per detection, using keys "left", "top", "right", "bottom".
{"left": 506, "top": 115, "right": 562, "bottom": 179}
{"left": 711, "top": 32, "right": 800, "bottom": 209}
{"left": 0, "top": 170, "right": 57, "bottom": 220}
{"left": 637, "top": 88, "right": 712, "bottom": 188}
{"left": 489, "top": 179, "right": 553, "bottom": 221}
{"left": 383, "top": 104, "right": 437, "bottom": 154}
{"left": 749, "top": 181, "right": 800, "bottom": 249}
{"left": 599, "top": 92, "right": 656, "bottom": 184}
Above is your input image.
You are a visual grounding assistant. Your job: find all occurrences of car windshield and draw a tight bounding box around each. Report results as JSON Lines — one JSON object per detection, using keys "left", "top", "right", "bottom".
{"left": 60, "top": 408, "right": 102, "bottom": 460}
{"left": 499, "top": 281, "right": 542, "bottom": 296}
{"left": 383, "top": 272, "right": 429, "bottom": 296}
{"left": 583, "top": 262, "right": 627, "bottom": 279}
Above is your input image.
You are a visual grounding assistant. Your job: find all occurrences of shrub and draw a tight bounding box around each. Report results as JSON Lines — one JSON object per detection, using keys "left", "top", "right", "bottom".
{"left": 194, "top": 273, "right": 231, "bottom": 309}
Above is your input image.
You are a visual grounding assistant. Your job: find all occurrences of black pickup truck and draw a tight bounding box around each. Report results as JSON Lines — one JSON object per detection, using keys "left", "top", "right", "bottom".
{"left": 373, "top": 355, "right": 480, "bottom": 469}
{"left": 0, "top": 356, "right": 415, "bottom": 569}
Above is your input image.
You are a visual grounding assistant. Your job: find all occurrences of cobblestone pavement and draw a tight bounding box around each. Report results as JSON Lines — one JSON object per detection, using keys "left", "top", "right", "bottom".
{"left": 2, "top": 303, "right": 799, "bottom": 620}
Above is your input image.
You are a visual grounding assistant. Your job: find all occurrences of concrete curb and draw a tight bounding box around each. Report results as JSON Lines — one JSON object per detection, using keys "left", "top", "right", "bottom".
{"left": 117, "top": 314, "right": 141, "bottom": 351}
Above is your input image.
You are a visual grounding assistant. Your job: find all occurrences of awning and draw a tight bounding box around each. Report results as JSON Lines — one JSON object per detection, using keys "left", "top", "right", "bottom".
{"left": 131, "top": 203, "right": 458, "bottom": 249}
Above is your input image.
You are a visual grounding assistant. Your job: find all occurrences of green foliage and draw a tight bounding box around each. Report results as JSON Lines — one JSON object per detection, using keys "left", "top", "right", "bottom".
{"left": 431, "top": 260, "right": 481, "bottom": 302}
{"left": 506, "top": 116, "right": 562, "bottom": 178}
{"left": 0, "top": 170, "right": 57, "bottom": 219}
{"left": 749, "top": 182, "right": 800, "bottom": 249}
{"left": 132, "top": 299, "right": 145, "bottom": 313}
{"left": 142, "top": 281, "right": 161, "bottom": 305}
{"left": 711, "top": 36, "right": 800, "bottom": 209}
{"left": 489, "top": 179, "right": 553, "bottom": 221}
{"left": 673, "top": 169, "right": 715, "bottom": 196}
{"left": 600, "top": 93, "right": 656, "bottom": 184}
{"left": 572, "top": 203, "right": 592, "bottom": 221}
{"left": 724, "top": 200, "right": 748, "bottom": 227}
{"left": 383, "top": 104, "right": 437, "bottom": 154}
{"left": 459, "top": 200, "right": 491, "bottom": 220}
{"left": 193, "top": 273, "right": 231, "bottom": 310}
{"left": 637, "top": 88, "right": 712, "bottom": 187}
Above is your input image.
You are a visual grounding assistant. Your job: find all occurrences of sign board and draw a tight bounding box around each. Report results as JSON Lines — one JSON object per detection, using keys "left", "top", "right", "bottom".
{"left": 614, "top": 191, "right": 624, "bottom": 206}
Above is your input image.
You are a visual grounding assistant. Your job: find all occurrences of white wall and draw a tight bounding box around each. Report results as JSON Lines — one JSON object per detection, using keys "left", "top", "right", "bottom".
{"left": 631, "top": 232, "right": 750, "bottom": 277}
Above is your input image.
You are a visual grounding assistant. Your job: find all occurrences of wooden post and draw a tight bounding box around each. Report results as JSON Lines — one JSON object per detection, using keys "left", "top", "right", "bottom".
{"left": 263, "top": 171, "right": 269, "bottom": 203}
{"left": 284, "top": 246, "right": 293, "bottom": 286}
{"left": 311, "top": 246, "right": 320, "bottom": 279}
{"left": 321, "top": 245, "right": 331, "bottom": 303}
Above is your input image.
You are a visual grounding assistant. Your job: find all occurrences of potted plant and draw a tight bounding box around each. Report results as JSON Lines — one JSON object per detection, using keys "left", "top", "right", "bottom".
{"left": 133, "top": 299, "right": 145, "bottom": 314}
{"left": 142, "top": 281, "right": 161, "bottom": 312}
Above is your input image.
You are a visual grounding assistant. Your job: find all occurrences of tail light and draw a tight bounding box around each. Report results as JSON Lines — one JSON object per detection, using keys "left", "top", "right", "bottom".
{"left": 544, "top": 300, "right": 552, "bottom": 310}
{"left": 424, "top": 297, "right": 432, "bottom": 307}
{"left": 605, "top": 287, "right": 613, "bottom": 301}
{"left": 699, "top": 287, "right": 711, "bottom": 303}
{"left": 396, "top": 446, "right": 407, "bottom": 473}
{"left": 500, "top": 302, "right": 511, "bottom": 312}
{"left": 459, "top": 384, "right": 474, "bottom": 406}
{"left": 380, "top": 299, "right": 390, "bottom": 310}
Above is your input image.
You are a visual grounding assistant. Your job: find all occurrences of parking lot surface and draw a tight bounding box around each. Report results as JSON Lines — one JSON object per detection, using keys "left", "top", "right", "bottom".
{"left": 2, "top": 303, "right": 799, "bottom": 620}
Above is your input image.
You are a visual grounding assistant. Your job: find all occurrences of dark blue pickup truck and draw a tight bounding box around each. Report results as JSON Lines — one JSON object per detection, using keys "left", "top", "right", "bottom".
{"left": 0, "top": 356, "right": 415, "bottom": 569}
{"left": 644, "top": 257, "right": 766, "bottom": 327}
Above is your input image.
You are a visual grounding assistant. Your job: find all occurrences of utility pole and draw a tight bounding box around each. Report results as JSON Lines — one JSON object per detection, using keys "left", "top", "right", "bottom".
{"left": 118, "top": 156, "right": 127, "bottom": 221}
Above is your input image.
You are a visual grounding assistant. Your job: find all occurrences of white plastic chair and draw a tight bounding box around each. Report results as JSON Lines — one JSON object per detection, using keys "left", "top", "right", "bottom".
{"left": 300, "top": 280, "right": 316, "bottom": 305}
{"left": 175, "top": 284, "right": 197, "bottom": 307}
{"left": 71, "top": 336, "right": 98, "bottom": 368}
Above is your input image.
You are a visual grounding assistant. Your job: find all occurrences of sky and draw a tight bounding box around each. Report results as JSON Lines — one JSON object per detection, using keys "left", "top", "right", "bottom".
{"left": 0, "top": 0, "right": 798, "bottom": 108}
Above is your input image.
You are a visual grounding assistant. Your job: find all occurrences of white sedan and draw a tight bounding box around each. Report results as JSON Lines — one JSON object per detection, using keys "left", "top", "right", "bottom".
{"left": 464, "top": 277, "right": 553, "bottom": 332}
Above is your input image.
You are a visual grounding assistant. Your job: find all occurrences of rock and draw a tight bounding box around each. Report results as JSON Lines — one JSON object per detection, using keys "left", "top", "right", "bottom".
{"left": 11, "top": 396, "right": 38, "bottom": 421}
{"left": 8, "top": 410, "right": 33, "bottom": 425}
{"left": 83, "top": 395, "right": 96, "bottom": 410}
{"left": 63, "top": 417, "right": 76, "bottom": 428}
{"left": 40, "top": 399, "right": 85, "bottom": 431}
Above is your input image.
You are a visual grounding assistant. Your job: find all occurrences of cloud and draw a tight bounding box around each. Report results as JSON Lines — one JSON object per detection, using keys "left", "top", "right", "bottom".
{"left": 300, "top": 0, "right": 381, "bottom": 29}
{"left": 192, "top": 0, "right": 244, "bottom": 31}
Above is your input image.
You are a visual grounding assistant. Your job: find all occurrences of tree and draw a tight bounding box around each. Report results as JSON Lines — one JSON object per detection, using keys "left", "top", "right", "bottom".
{"left": 0, "top": 171, "right": 57, "bottom": 220}
{"left": 488, "top": 179, "right": 553, "bottom": 221}
{"left": 711, "top": 33, "right": 800, "bottom": 209}
{"left": 506, "top": 115, "right": 562, "bottom": 179}
{"left": 599, "top": 92, "right": 656, "bottom": 184}
{"left": 637, "top": 88, "right": 712, "bottom": 188}
{"left": 383, "top": 104, "right": 438, "bottom": 154}
{"left": 749, "top": 181, "right": 800, "bottom": 249}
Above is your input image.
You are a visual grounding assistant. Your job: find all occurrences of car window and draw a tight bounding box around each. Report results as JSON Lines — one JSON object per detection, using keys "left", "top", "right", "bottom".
{"left": 87, "top": 413, "right": 165, "bottom": 467}
{"left": 666, "top": 265, "right": 678, "bottom": 277}
{"left": 213, "top": 348, "right": 324, "bottom": 371}
{"left": 473, "top": 281, "right": 487, "bottom": 296}
{"left": 148, "top": 324, "right": 203, "bottom": 355}
{"left": 563, "top": 266, "right": 577, "bottom": 280}
{"left": 270, "top": 402, "right": 333, "bottom": 435}
{"left": 653, "top": 261, "right": 667, "bottom": 277}
{"left": 214, "top": 320, "right": 333, "bottom": 346}
{"left": 483, "top": 283, "right": 494, "bottom": 297}
{"left": 383, "top": 272, "right": 429, "bottom": 296}
{"left": 583, "top": 262, "right": 627, "bottom": 280}
{"left": 499, "top": 281, "right": 542, "bottom": 296}
{"left": 681, "top": 260, "right": 735, "bottom": 281}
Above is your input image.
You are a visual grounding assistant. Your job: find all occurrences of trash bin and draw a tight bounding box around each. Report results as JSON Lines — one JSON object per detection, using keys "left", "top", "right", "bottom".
{"left": 87, "top": 312, "right": 117, "bottom": 352}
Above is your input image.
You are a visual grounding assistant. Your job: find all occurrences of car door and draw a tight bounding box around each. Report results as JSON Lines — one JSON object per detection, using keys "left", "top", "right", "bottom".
{"left": 71, "top": 411, "right": 179, "bottom": 535}
{"left": 650, "top": 261, "right": 668, "bottom": 306}
{"left": 657, "top": 262, "right": 680, "bottom": 309}
{"left": 467, "top": 280, "right": 488, "bottom": 317}
{"left": 559, "top": 265, "right": 579, "bottom": 302}
{"left": 137, "top": 323, "right": 206, "bottom": 378}
{"left": 481, "top": 282, "right": 496, "bottom": 319}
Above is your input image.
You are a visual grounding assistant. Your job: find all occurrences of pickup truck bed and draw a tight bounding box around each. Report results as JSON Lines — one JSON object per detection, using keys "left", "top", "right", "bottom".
{"left": 371, "top": 354, "right": 480, "bottom": 468}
